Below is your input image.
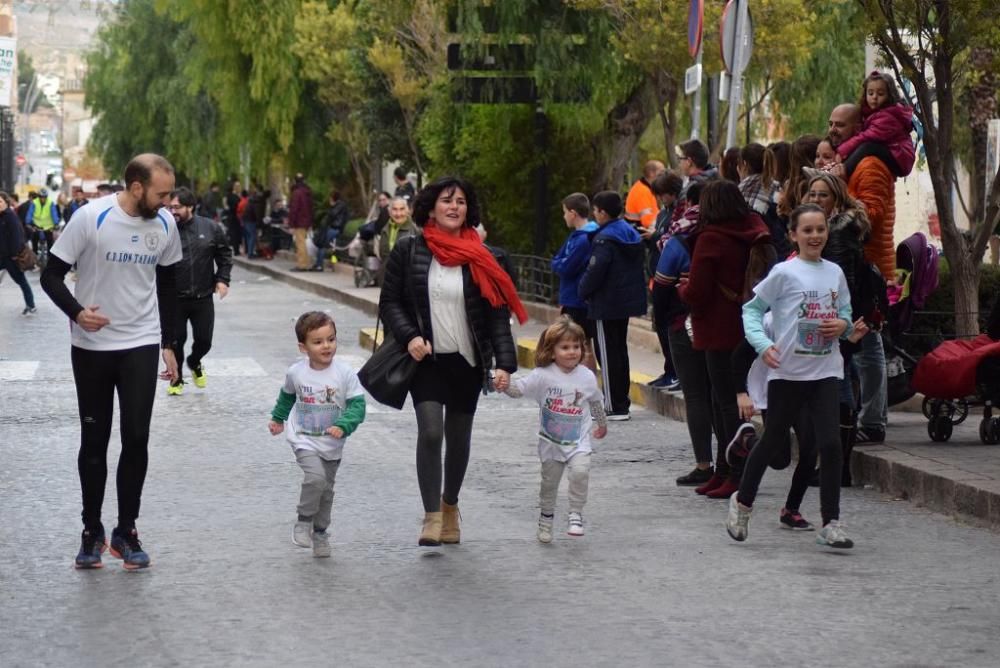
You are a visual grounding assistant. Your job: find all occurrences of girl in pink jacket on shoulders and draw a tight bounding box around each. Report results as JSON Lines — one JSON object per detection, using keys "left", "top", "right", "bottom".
{"left": 837, "top": 71, "right": 915, "bottom": 179}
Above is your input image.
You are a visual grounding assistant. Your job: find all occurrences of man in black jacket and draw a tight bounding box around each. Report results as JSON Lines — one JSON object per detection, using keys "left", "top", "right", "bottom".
{"left": 166, "top": 187, "right": 233, "bottom": 395}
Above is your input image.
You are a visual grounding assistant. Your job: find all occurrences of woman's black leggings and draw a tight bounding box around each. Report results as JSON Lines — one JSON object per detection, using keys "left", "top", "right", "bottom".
{"left": 415, "top": 402, "right": 476, "bottom": 511}
{"left": 737, "top": 378, "right": 842, "bottom": 524}
{"left": 71, "top": 344, "right": 159, "bottom": 530}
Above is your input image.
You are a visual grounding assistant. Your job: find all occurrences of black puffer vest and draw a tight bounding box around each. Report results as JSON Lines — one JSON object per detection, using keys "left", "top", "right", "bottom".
{"left": 378, "top": 235, "right": 518, "bottom": 389}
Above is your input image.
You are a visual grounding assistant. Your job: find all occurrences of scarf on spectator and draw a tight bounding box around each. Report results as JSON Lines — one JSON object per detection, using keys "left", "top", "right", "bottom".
{"left": 738, "top": 174, "right": 776, "bottom": 215}
{"left": 666, "top": 204, "right": 701, "bottom": 240}
{"left": 421, "top": 221, "right": 528, "bottom": 324}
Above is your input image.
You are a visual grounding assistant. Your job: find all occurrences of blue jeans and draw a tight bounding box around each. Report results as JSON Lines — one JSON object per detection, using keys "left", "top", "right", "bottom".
{"left": 854, "top": 330, "right": 887, "bottom": 429}
{"left": 314, "top": 229, "right": 338, "bottom": 268}
{"left": 242, "top": 222, "right": 257, "bottom": 257}
{"left": 1, "top": 256, "right": 35, "bottom": 309}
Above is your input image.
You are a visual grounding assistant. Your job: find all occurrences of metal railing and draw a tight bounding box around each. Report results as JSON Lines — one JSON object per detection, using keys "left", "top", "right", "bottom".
{"left": 509, "top": 253, "right": 559, "bottom": 306}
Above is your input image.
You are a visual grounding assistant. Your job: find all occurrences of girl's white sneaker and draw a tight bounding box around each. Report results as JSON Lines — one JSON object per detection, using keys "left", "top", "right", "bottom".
{"left": 537, "top": 515, "right": 554, "bottom": 543}
{"left": 567, "top": 512, "right": 585, "bottom": 537}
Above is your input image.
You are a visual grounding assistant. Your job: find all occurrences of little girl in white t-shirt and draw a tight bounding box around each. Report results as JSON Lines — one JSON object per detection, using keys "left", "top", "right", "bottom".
{"left": 504, "top": 317, "right": 607, "bottom": 542}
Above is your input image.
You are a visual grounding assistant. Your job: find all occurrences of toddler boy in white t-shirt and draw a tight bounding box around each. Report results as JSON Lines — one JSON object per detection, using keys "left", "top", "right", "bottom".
{"left": 268, "top": 311, "right": 366, "bottom": 557}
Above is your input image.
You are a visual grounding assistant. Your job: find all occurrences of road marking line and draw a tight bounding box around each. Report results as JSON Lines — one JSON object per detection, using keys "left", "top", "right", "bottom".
{"left": 0, "top": 361, "right": 40, "bottom": 381}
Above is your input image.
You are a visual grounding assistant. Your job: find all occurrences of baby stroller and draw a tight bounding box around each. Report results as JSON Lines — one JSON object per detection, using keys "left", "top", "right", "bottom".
{"left": 881, "top": 232, "right": 940, "bottom": 408}
{"left": 346, "top": 221, "right": 381, "bottom": 288}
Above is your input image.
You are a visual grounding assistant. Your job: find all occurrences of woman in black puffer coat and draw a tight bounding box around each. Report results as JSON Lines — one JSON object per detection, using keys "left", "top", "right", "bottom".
{"left": 804, "top": 171, "right": 871, "bottom": 485}
{"left": 378, "top": 176, "right": 526, "bottom": 547}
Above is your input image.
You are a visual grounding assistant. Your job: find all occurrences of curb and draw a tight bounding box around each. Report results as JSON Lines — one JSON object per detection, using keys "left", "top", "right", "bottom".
{"left": 233, "top": 256, "right": 378, "bottom": 319}
{"left": 850, "top": 447, "right": 1000, "bottom": 530}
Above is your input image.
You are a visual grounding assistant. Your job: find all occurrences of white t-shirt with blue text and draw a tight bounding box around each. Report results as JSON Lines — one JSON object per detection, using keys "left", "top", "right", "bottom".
{"left": 511, "top": 364, "right": 603, "bottom": 463}
{"left": 50, "top": 194, "right": 182, "bottom": 351}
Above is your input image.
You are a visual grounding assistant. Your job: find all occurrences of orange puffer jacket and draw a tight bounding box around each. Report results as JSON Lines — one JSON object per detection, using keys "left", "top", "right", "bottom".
{"left": 848, "top": 156, "right": 896, "bottom": 280}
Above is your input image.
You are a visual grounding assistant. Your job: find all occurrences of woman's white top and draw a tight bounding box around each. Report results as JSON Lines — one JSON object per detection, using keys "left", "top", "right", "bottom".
{"left": 428, "top": 258, "right": 477, "bottom": 367}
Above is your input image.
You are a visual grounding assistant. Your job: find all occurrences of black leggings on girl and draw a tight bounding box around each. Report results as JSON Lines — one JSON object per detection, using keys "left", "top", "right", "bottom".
{"left": 71, "top": 344, "right": 159, "bottom": 530}
{"left": 737, "top": 378, "right": 842, "bottom": 524}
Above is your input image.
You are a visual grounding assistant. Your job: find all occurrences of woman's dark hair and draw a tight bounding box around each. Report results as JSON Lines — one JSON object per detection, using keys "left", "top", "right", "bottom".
{"left": 0, "top": 190, "right": 12, "bottom": 207}
{"left": 720, "top": 147, "right": 741, "bottom": 182}
{"left": 685, "top": 179, "right": 706, "bottom": 206}
{"left": 788, "top": 203, "right": 827, "bottom": 231}
{"left": 761, "top": 141, "right": 791, "bottom": 185}
{"left": 412, "top": 176, "right": 481, "bottom": 228}
{"left": 651, "top": 171, "right": 684, "bottom": 197}
{"left": 698, "top": 179, "right": 751, "bottom": 226}
{"left": 591, "top": 190, "right": 623, "bottom": 219}
{"left": 740, "top": 143, "right": 766, "bottom": 175}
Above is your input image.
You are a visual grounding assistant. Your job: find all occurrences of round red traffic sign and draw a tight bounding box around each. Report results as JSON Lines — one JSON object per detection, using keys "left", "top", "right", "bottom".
{"left": 688, "top": 0, "right": 704, "bottom": 58}
{"left": 15, "top": 154, "right": 26, "bottom": 167}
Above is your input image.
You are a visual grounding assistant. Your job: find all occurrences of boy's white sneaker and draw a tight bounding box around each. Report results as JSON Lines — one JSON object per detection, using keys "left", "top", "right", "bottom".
{"left": 537, "top": 514, "right": 554, "bottom": 543}
{"left": 292, "top": 521, "right": 312, "bottom": 548}
{"left": 567, "top": 512, "right": 585, "bottom": 537}
{"left": 312, "top": 530, "right": 331, "bottom": 558}
{"left": 725, "top": 492, "right": 752, "bottom": 542}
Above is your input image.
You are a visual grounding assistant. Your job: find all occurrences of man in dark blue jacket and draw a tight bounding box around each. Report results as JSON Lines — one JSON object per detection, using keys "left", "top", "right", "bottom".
{"left": 578, "top": 191, "right": 647, "bottom": 419}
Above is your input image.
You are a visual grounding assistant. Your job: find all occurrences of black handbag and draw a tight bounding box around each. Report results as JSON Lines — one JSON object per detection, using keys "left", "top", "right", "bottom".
{"left": 358, "top": 239, "right": 424, "bottom": 409}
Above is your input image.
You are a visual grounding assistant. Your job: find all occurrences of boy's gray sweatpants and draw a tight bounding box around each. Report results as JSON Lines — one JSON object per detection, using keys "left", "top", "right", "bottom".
{"left": 295, "top": 450, "right": 341, "bottom": 531}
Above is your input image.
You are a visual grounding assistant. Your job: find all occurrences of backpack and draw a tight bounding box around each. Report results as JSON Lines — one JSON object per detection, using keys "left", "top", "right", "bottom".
{"left": 720, "top": 233, "right": 778, "bottom": 304}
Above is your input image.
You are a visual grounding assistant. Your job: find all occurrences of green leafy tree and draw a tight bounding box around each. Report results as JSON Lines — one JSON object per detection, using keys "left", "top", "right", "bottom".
{"left": 17, "top": 51, "right": 52, "bottom": 113}
{"left": 860, "top": 0, "right": 1000, "bottom": 335}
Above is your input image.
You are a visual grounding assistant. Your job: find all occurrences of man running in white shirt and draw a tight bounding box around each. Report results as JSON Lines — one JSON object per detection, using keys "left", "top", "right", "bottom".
{"left": 41, "top": 153, "right": 182, "bottom": 571}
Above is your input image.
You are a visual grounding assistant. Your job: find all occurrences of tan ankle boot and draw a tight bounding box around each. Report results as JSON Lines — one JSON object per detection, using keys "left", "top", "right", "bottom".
{"left": 419, "top": 512, "right": 443, "bottom": 546}
{"left": 441, "top": 499, "right": 461, "bottom": 544}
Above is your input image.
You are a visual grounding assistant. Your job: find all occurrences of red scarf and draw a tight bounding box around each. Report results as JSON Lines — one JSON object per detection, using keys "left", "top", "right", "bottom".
{"left": 421, "top": 222, "right": 528, "bottom": 324}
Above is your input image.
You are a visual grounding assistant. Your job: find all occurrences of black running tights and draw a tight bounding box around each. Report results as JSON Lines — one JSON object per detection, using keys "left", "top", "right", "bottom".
{"left": 71, "top": 344, "right": 159, "bottom": 530}
{"left": 414, "top": 401, "right": 476, "bottom": 512}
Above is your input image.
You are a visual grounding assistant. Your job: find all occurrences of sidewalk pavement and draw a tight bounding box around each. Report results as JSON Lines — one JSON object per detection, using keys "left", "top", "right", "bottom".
{"left": 234, "top": 252, "right": 1000, "bottom": 531}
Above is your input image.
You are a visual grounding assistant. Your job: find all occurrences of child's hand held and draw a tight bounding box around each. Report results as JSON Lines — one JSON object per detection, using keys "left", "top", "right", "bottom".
{"left": 268, "top": 420, "right": 284, "bottom": 436}
{"left": 326, "top": 426, "right": 345, "bottom": 438}
{"left": 592, "top": 425, "right": 607, "bottom": 440}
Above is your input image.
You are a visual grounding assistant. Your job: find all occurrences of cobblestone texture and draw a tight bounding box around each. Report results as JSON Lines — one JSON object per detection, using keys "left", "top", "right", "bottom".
{"left": 1, "top": 268, "right": 999, "bottom": 667}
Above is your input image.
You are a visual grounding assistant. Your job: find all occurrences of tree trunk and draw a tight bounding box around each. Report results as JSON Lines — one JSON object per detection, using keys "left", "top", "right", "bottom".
{"left": 590, "top": 78, "right": 656, "bottom": 192}
{"left": 966, "top": 47, "right": 997, "bottom": 225}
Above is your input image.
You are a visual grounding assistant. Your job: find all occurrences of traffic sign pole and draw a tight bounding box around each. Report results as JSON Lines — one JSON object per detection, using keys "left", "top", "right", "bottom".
{"left": 691, "top": 44, "right": 703, "bottom": 139}
{"left": 725, "top": 0, "right": 750, "bottom": 149}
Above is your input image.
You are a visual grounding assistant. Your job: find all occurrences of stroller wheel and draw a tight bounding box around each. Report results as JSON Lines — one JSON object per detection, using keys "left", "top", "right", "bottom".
{"left": 921, "top": 396, "right": 934, "bottom": 419}
{"left": 928, "top": 415, "right": 953, "bottom": 442}
{"left": 980, "top": 417, "right": 1000, "bottom": 445}
{"left": 950, "top": 399, "right": 969, "bottom": 425}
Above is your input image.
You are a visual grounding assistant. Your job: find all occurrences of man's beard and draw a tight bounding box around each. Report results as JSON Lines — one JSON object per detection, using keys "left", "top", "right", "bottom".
{"left": 137, "top": 191, "right": 161, "bottom": 219}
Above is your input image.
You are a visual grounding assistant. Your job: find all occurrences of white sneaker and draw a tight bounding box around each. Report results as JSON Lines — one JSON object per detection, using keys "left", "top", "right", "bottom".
{"left": 816, "top": 520, "right": 854, "bottom": 549}
{"left": 725, "top": 492, "right": 752, "bottom": 542}
{"left": 312, "top": 530, "right": 331, "bottom": 558}
{"left": 537, "top": 514, "right": 554, "bottom": 543}
{"left": 292, "top": 521, "right": 312, "bottom": 548}
{"left": 567, "top": 512, "right": 585, "bottom": 537}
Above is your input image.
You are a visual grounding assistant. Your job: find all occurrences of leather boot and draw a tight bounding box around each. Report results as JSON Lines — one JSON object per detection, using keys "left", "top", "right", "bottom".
{"left": 441, "top": 498, "right": 461, "bottom": 544}
{"left": 419, "top": 512, "right": 443, "bottom": 546}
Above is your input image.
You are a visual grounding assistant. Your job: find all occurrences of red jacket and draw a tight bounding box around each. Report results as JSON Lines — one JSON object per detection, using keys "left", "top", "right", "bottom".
{"left": 836, "top": 103, "right": 915, "bottom": 177}
{"left": 678, "top": 213, "right": 770, "bottom": 351}
{"left": 288, "top": 183, "right": 313, "bottom": 229}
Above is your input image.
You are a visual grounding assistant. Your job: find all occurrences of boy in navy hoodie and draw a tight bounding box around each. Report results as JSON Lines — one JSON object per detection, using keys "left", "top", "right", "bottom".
{"left": 552, "top": 193, "right": 600, "bottom": 371}
{"left": 578, "top": 191, "right": 647, "bottom": 420}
